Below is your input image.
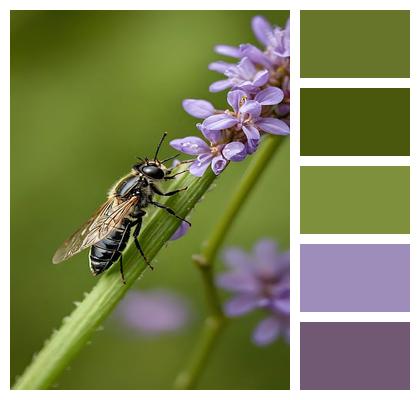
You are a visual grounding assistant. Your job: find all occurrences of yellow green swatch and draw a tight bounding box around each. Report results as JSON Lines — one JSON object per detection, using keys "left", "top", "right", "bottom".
{"left": 301, "top": 11, "right": 410, "bottom": 78}
{"left": 301, "top": 167, "right": 410, "bottom": 233}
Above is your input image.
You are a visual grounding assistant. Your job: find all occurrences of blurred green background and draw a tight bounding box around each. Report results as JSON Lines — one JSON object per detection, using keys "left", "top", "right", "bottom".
{"left": 11, "top": 10, "right": 290, "bottom": 389}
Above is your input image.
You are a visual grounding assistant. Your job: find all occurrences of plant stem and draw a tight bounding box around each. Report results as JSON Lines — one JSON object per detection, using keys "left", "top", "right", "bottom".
{"left": 13, "top": 169, "right": 217, "bottom": 390}
{"left": 173, "top": 135, "right": 286, "bottom": 389}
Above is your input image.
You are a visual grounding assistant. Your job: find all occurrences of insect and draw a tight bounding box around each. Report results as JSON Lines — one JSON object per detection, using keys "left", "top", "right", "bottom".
{"left": 52, "top": 133, "right": 190, "bottom": 283}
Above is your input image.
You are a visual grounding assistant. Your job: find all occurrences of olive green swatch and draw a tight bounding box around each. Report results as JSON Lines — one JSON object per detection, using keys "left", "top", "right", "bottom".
{"left": 301, "top": 11, "right": 410, "bottom": 77}
{"left": 301, "top": 167, "right": 410, "bottom": 234}
{"left": 300, "top": 88, "right": 410, "bottom": 156}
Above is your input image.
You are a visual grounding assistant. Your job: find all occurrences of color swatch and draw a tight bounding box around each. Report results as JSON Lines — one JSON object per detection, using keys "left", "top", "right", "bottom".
{"left": 300, "top": 244, "right": 410, "bottom": 312}
{"left": 300, "top": 166, "right": 410, "bottom": 234}
{"left": 300, "top": 322, "right": 410, "bottom": 390}
{"left": 300, "top": 10, "right": 410, "bottom": 77}
{"left": 300, "top": 89, "right": 410, "bottom": 156}
{"left": 299, "top": 9, "right": 411, "bottom": 392}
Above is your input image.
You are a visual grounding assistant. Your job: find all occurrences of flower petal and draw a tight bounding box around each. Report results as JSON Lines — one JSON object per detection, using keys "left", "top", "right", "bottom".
{"left": 214, "top": 44, "right": 241, "bottom": 58}
{"left": 208, "top": 61, "right": 232, "bottom": 73}
{"left": 209, "top": 79, "right": 232, "bottom": 93}
{"left": 256, "top": 117, "right": 290, "bottom": 135}
{"left": 196, "top": 123, "right": 222, "bottom": 144}
{"left": 251, "top": 15, "right": 273, "bottom": 47}
{"left": 252, "top": 316, "right": 282, "bottom": 346}
{"left": 272, "top": 26, "right": 290, "bottom": 57}
{"left": 224, "top": 295, "right": 259, "bottom": 317}
{"left": 239, "top": 44, "right": 272, "bottom": 69}
{"left": 272, "top": 298, "right": 290, "bottom": 314}
{"left": 223, "top": 247, "right": 254, "bottom": 270}
{"left": 234, "top": 82, "right": 259, "bottom": 95}
{"left": 254, "top": 239, "right": 290, "bottom": 279}
{"left": 203, "top": 113, "right": 237, "bottom": 130}
{"left": 222, "top": 141, "right": 247, "bottom": 161}
{"left": 285, "top": 18, "right": 290, "bottom": 33}
{"left": 227, "top": 89, "right": 248, "bottom": 113}
{"left": 211, "top": 154, "right": 228, "bottom": 175}
{"left": 169, "top": 136, "right": 209, "bottom": 155}
{"left": 217, "top": 271, "right": 260, "bottom": 294}
{"left": 182, "top": 99, "right": 215, "bottom": 118}
{"left": 242, "top": 125, "right": 261, "bottom": 142}
{"left": 240, "top": 100, "right": 262, "bottom": 118}
{"left": 245, "top": 139, "right": 260, "bottom": 154}
{"left": 254, "top": 239, "right": 279, "bottom": 263}
{"left": 255, "top": 87, "right": 284, "bottom": 106}
{"left": 170, "top": 221, "right": 190, "bottom": 241}
{"left": 252, "top": 69, "right": 269, "bottom": 87}
{"left": 189, "top": 153, "right": 213, "bottom": 177}
{"left": 237, "top": 57, "right": 257, "bottom": 80}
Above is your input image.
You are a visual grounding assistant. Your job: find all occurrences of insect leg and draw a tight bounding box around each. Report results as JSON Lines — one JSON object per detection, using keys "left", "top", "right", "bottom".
{"left": 132, "top": 219, "right": 154, "bottom": 271}
{"left": 151, "top": 201, "right": 191, "bottom": 226}
{"left": 119, "top": 256, "right": 126, "bottom": 285}
{"left": 164, "top": 170, "right": 189, "bottom": 180}
{"left": 151, "top": 184, "right": 188, "bottom": 197}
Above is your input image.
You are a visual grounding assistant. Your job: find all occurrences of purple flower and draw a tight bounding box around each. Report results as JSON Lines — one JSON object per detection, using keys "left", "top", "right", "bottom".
{"left": 117, "top": 289, "right": 191, "bottom": 336}
{"left": 202, "top": 88, "right": 289, "bottom": 149}
{"left": 170, "top": 220, "right": 190, "bottom": 240}
{"left": 210, "top": 16, "right": 290, "bottom": 93}
{"left": 252, "top": 16, "right": 290, "bottom": 58}
{"left": 217, "top": 239, "right": 290, "bottom": 346}
{"left": 170, "top": 125, "right": 246, "bottom": 177}
{"left": 209, "top": 57, "right": 269, "bottom": 93}
{"left": 171, "top": 15, "right": 290, "bottom": 178}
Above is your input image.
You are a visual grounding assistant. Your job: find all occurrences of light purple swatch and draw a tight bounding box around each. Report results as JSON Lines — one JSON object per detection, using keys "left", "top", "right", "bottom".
{"left": 301, "top": 244, "right": 410, "bottom": 312}
{"left": 300, "top": 322, "right": 410, "bottom": 390}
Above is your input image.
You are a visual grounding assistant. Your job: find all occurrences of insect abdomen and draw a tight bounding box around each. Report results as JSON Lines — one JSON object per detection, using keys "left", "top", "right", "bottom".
{"left": 89, "top": 218, "right": 132, "bottom": 275}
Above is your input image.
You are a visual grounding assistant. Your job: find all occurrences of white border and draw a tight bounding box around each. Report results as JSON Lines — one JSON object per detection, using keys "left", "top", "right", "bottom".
{"left": 2, "top": 0, "right": 419, "bottom": 398}
{"left": 289, "top": 7, "right": 300, "bottom": 393}
{"left": 300, "top": 313, "right": 411, "bottom": 322}
{"left": 301, "top": 157, "right": 410, "bottom": 166}
{"left": 300, "top": 78, "right": 411, "bottom": 88}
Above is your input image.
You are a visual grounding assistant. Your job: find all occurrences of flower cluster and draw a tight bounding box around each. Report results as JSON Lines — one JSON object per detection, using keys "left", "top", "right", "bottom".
{"left": 170, "top": 16, "right": 290, "bottom": 177}
{"left": 217, "top": 239, "right": 289, "bottom": 346}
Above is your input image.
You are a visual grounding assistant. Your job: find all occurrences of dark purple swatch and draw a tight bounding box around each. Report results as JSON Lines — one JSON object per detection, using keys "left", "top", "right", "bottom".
{"left": 300, "top": 244, "right": 410, "bottom": 312}
{"left": 300, "top": 322, "right": 410, "bottom": 390}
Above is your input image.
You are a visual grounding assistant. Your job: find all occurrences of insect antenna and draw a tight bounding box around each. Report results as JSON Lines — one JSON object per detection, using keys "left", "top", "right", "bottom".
{"left": 161, "top": 153, "right": 180, "bottom": 164}
{"left": 154, "top": 132, "right": 167, "bottom": 161}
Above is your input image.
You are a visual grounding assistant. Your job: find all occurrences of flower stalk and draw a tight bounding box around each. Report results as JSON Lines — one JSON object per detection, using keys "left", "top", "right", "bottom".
{"left": 13, "top": 169, "right": 217, "bottom": 390}
{"left": 173, "top": 134, "right": 287, "bottom": 389}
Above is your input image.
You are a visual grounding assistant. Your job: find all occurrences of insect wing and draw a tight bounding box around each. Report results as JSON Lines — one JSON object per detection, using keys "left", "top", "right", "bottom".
{"left": 52, "top": 196, "right": 138, "bottom": 264}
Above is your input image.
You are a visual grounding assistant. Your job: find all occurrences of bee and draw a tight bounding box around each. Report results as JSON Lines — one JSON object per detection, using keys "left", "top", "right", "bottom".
{"left": 52, "top": 133, "right": 190, "bottom": 283}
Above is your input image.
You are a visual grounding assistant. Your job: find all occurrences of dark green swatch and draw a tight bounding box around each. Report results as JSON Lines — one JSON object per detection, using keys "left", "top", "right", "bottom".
{"left": 300, "top": 88, "right": 410, "bottom": 156}
{"left": 301, "top": 11, "right": 410, "bottom": 77}
{"left": 301, "top": 167, "right": 410, "bottom": 234}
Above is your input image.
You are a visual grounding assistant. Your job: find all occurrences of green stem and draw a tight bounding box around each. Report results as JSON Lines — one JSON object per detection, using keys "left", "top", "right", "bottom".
{"left": 13, "top": 169, "right": 217, "bottom": 390}
{"left": 202, "top": 135, "right": 285, "bottom": 267}
{"left": 173, "top": 135, "right": 286, "bottom": 389}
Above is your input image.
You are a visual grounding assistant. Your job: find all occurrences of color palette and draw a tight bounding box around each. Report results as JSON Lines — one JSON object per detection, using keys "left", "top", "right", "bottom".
{"left": 300, "top": 89, "right": 410, "bottom": 156}
{"left": 299, "top": 9, "right": 411, "bottom": 391}
{"left": 300, "top": 244, "right": 410, "bottom": 312}
{"left": 300, "top": 166, "right": 410, "bottom": 234}
{"left": 300, "top": 322, "right": 410, "bottom": 389}
{"left": 300, "top": 10, "right": 410, "bottom": 77}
